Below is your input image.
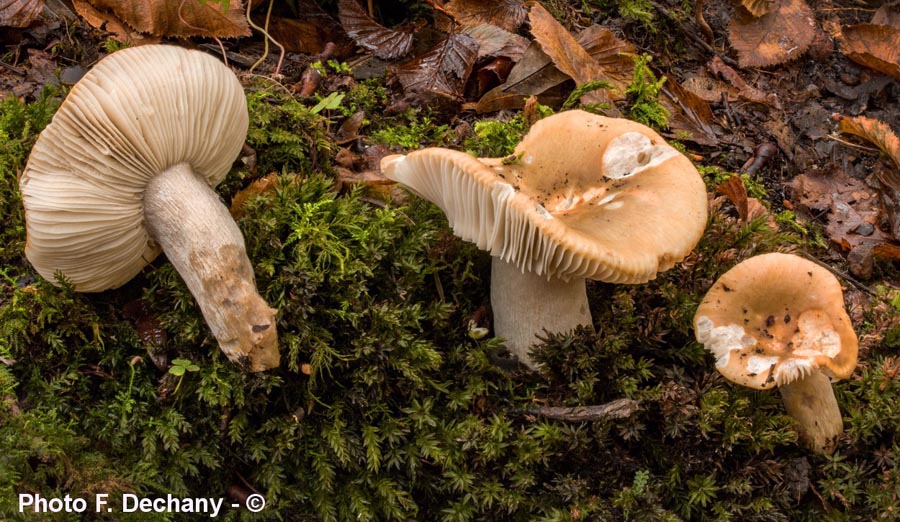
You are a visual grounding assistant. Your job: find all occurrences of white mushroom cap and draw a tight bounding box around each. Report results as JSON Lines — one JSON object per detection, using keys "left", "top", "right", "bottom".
{"left": 20, "top": 45, "right": 249, "bottom": 291}
{"left": 381, "top": 110, "right": 708, "bottom": 284}
{"left": 693, "top": 253, "right": 859, "bottom": 390}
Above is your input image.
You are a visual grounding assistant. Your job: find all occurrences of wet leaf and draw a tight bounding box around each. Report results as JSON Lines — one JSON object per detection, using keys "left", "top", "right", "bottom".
{"left": 73, "top": 0, "right": 147, "bottom": 43}
{"left": 742, "top": 0, "right": 772, "bottom": 17}
{"left": 394, "top": 32, "right": 479, "bottom": 101}
{"left": 0, "top": 0, "right": 44, "bottom": 28}
{"left": 838, "top": 24, "right": 900, "bottom": 82}
{"left": 264, "top": 13, "right": 351, "bottom": 55}
{"left": 338, "top": 0, "right": 414, "bottom": 60}
{"left": 872, "top": 5, "right": 900, "bottom": 31}
{"left": 836, "top": 114, "right": 900, "bottom": 238}
{"left": 463, "top": 23, "right": 528, "bottom": 60}
{"left": 444, "top": 0, "right": 526, "bottom": 32}
{"left": 789, "top": 169, "right": 899, "bottom": 278}
{"left": 707, "top": 55, "right": 776, "bottom": 106}
{"left": 76, "top": 0, "right": 249, "bottom": 38}
{"left": 716, "top": 175, "right": 770, "bottom": 224}
{"left": 660, "top": 80, "right": 719, "bottom": 146}
{"left": 681, "top": 73, "right": 739, "bottom": 102}
{"left": 728, "top": 0, "right": 815, "bottom": 67}
{"left": 526, "top": 1, "right": 614, "bottom": 107}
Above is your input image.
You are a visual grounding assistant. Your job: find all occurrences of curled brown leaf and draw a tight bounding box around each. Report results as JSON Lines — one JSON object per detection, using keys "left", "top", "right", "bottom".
{"left": 338, "top": 0, "right": 415, "bottom": 60}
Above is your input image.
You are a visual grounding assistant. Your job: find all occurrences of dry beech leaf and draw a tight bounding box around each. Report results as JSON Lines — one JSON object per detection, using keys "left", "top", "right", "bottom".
{"left": 474, "top": 25, "right": 632, "bottom": 113}
{"left": 716, "top": 175, "right": 771, "bottom": 225}
{"left": 839, "top": 24, "right": 900, "bottom": 81}
{"left": 72, "top": 0, "right": 152, "bottom": 43}
{"left": 872, "top": 5, "right": 900, "bottom": 31}
{"left": 0, "top": 0, "right": 44, "bottom": 28}
{"left": 836, "top": 114, "right": 900, "bottom": 237}
{"left": 789, "top": 169, "right": 899, "bottom": 278}
{"left": 728, "top": 0, "right": 815, "bottom": 67}
{"left": 394, "top": 32, "right": 479, "bottom": 101}
{"left": 77, "top": 0, "right": 249, "bottom": 38}
{"left": 681, "top": 74, "right": 739, "bottom": 102}
{"left": 660, "top": 80, "right": 719, "bottom": 146}
{"left": 742, "top": 0, "right": 772, "bottom": 17}
{"left": 526, "top": 1, "right": 614, "bottom": 107}
{"left": 463, "top": 23, "right": 528, "bottom": 60}
{"left": 338, "top": 0, "right": 414, "bottom": 59}
{"left": 444, "top": 0, "right": 526, "bottom": 33}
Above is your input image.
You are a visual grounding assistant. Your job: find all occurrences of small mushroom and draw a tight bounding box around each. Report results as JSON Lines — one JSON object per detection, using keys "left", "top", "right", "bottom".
{"left": 693, "top": 253, "right": 858, "bottom": 453}
{"left": 19, "top": 45, "right": 279, "bottom": 372}
{"left": 381, "top": 110, "right": 708, "bottom": 368}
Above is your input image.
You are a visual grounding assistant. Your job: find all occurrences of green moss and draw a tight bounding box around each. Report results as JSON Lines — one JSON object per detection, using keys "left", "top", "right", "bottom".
{"left": 370, "top": 110, "right": 452, "bottom": 150}
{"left": 0, "top": 88, "right": 61, "bottom": 265}
{"left": 4, "top": 82, "right": 900, "bottom": 522}
{"left": 624, "top": 53, "right": 669, "bottom": 130}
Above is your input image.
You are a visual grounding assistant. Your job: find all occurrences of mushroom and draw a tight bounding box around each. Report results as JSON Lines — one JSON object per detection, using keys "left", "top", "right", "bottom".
{"left": 381, "top": 110, "right": 708, "bottom": 368}
{"left": 19, "top": 45, "right": 280, "bottom": 372}
{"left": 693, "top": 252, "right": 858, "bottom": 453}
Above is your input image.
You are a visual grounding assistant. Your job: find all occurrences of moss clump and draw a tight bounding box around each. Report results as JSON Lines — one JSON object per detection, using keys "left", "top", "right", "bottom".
{"left": 624, "top": 53, "right": 669, "bottom": 130}
{"left": 4, "top": 84, "right": 900, "bottom": 522}
{"left": 0, "top": 89, "right": 60, "bottom": 265}
{"left": 244, "top": 84, "right": 332, "bottom": 176}
{"left": 370, "top": 110, "right": 453, "bottom": 150}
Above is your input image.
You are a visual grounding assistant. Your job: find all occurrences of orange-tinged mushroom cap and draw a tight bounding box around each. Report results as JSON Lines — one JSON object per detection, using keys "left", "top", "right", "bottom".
{"left": 381, "top": 110, "right": 708, "bottom": 284}
{"left": 693, "top": 253, "right": 858, "bottom": 390}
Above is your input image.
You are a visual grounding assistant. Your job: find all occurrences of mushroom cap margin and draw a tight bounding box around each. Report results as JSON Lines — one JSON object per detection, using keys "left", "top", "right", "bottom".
{"left": 693, "top": 252, "right": 859, "bottom": 390}
{"left": 380, "top": 110, "right": 708, "bottom": 284}
{"left": 20, "top": 44, "right": 249, "bottom": 292}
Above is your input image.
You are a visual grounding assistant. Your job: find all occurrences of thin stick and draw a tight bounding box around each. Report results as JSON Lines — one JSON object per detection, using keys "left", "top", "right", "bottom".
{"left": 247, "top": 0, "right": 285, "bottom": 76}
{"left": 826, "top": 134, "right": 880, "bottom": 154}
{"left": 179, "top": 0, "right": 228, "bottom": 66}
{"left": 521, "top": 398, "right": 640, "bottom": 422}
{"left": 797, "top": 252, "right": 876, "bottom": 297}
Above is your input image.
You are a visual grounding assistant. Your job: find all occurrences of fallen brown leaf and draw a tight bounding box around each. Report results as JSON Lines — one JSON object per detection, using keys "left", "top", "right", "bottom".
{"left": 444, "top": 0, "right": 526, "bottom": 33}
{"left": 838, "top": 24, "right": 900, "bottom": 82}
{"left": 707, "top": 55, "right": 776, "bottom": 106}
{"left": 660, "top": 79, "right": 719, "bottom": 146}
{"left": 681, "top": 73, "right": 740, "bottom": 102}
{"left": 0, "top": 0, "right": 44, "bottom": 27}
{"left": 716, "top": 175, "right": 771, "bottom": 225}
{"left": 872, "top": 4, "right": 900, "bottom": 31}
{"left": 526, "top": 1, "right": 613, "bottom": 108}
{"left": 742, "top": 0, "right": 773, "bottom": 17}
{"left": 463, "top": 23, "right": 528, "bottom": 61}
{"left": 728, "top": 0, "right": 815, "bottom": 67}
{"left": 72, "top": 0, "right": 150, "bottom": 43}
{"left": 789, "top": 169, "right": 900, "bottom": 278}
{"left": 338, "top": 0, "right": 415, "bottom": 60}
{"left": 77, "top": 0, "right": 249, "bottom": 38}
{"left": 394, "top": 32, "right": 479, "bottom": 102}
{"left": 835, "top": 114, "right": 900, "bottom": 238}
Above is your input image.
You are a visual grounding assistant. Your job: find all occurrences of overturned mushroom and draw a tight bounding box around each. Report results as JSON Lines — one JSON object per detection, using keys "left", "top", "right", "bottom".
{"left": 20, "top": 45, "right": 279, "bottom": 371}
{"left": 693, "top": 253, "right": 858, "bottom": 453}
{"left": 382, "top": 110, "right": 708, "bottom": 368}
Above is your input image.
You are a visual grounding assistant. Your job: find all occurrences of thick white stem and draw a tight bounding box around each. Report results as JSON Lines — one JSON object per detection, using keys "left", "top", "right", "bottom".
{"left": 779, "top": 371, "right": 843, "bottom": 454}
{"left": 490, "top": 257, "right": 593, "bottom": 369}
{"left": 143, "top": 163, "right": 279, "bottom": 372}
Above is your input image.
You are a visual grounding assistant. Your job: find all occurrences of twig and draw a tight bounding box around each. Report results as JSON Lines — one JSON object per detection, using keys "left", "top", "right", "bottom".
{"left": 0, "top": 59, "right": 25, "bottom": 75}
{"left": 247, "top": 0, "right": 286, "bottom": 76}
{"left": 826, "top": 134, "right": 880, "bottom": 154}
{"left": 179, "top": 0, "right": 228, "bottom": 66}
{"left": 797, "top": 252, "right": 877, "bottom": 296}
{"left": 695, "top": 0, "right": 714, "bottom": 45}
{"left": 522, "top": 398, "right": 640, "bottom": 422}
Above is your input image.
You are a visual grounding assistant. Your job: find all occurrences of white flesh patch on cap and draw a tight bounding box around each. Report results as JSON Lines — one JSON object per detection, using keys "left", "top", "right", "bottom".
{"left": 694, "top": 316, "right": 756, "bottom": 368}
{"left": 792, "top": 313, "right": 841, "bottom": 359}
{"left": 601, "top": 132, "right": 680, "bottom": 180}
{"left": 746, "top": 355, "right": 779, "bottom": 375}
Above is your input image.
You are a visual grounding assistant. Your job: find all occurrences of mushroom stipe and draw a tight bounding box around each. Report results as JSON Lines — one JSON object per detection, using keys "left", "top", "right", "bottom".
{"left": 19, "top": 45, "right": 280, "bottom": 372}
{"left": 382, "top": 110, "right": 708, "bottom": 369}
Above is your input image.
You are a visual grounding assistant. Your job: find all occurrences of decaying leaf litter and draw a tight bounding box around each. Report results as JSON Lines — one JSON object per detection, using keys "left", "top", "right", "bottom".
{"left": 4, "top": 0, "right": 900, "bottom": 519}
